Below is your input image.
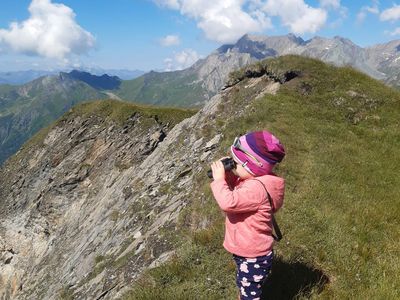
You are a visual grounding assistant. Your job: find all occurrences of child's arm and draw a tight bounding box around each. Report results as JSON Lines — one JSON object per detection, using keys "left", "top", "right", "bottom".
{"left": 210, "top": 179, "right": 264, "bottom": 213}
{"left": 225, "top": 171, "right": 239, "bottom": 189}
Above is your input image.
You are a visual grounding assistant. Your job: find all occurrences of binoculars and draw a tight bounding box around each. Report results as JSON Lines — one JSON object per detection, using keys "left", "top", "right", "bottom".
{"left": 207, "top": 157, "right": 237, "bottom": 179}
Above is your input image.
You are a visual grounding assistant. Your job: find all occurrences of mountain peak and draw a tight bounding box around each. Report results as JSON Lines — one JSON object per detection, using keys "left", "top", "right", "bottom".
{"left": 286, "top": 33, "right": 305, "bottom": 44}
{"left": 333, "top": 35, "right": 356, "bottom": 45}
{"left": 64, "top": 70, "right": 121, "bottom": 90}
{"left": 237, "top": 33, "right": 304, "bottom": 46}
{"left": 237, "top": 33, "right": 266, "bottom": 43}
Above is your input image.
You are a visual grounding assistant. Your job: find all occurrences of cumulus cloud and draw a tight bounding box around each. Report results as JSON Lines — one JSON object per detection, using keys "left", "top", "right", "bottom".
{"left": 164, "top": 48, "right": 201, "bottom": 71}
{"left": 0, "top": 0, "right": 95, "bottom": 60}
{"left": 154, "top": 0, "right": 273, "bottom": 43}
{"left": 318, "top": 0, "right": 347, "bottom": 29}
{"left": 380, "top": 4, "right": 400, "bottom": 21}
{"left": 159, "top": 35, "right": 181, "bottom": 46}
{"left": 154, "top": 0, "right": 328, "bottom": 42}
{"left": 356, "top": 0, "right": 379, "bottom": 24}
{"left": 387, "top": 27, "right": 400, "bottom": 36}
{"left": 153, "top": 0, "right": 180, "bottom": 9}
{"left": 319, "top": 0, "right": 341, "bottom": 10}
{"left": 261, "top": 0, "right": 327, "bottom": 34}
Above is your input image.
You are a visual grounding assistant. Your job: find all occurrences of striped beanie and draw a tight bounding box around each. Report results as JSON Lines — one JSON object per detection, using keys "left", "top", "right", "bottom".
{"left": 230, "top": 130, "right": 285, "bottom": 176}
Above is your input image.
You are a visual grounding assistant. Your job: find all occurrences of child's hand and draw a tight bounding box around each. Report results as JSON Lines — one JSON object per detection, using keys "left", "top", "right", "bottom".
{"left": 211, "top": 159, "right": 226, "bottom": 181}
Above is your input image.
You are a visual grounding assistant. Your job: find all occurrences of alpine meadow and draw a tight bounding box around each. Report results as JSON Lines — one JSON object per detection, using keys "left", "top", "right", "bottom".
{"left": 125, "top": 56, "right": 400, "bottom": 299}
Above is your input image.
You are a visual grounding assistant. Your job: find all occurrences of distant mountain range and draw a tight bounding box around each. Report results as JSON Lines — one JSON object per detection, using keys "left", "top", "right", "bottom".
{"left": 0, "top": 70, "right": 59, "bottom": 85}
{"left": 65, "top": 70, "right": 122, "bottom": 90}
{"left": 2, "top": 33, "right": 400, "bottom": 164}
{"left": 76, "top": 68, "right": 145, "bottom": 81}
{"left": 114, "top": 34, "right": 400, "bottom": 107}
{"left": 0, "top": 68, "right": 144, "bottom": 85}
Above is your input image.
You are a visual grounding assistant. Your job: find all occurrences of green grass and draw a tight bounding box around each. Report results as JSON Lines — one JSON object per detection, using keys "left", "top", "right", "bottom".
{"left": 116, "top": 70, "right": 207, "bottom": 108}
{"left": 123, "top": 56, "right": 400, "bottom": 299}
{"left": 61, "top": 99, "right": 196, "bottom": 126}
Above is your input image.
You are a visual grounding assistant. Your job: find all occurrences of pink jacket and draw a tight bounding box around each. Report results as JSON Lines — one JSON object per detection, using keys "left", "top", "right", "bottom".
{"left": 210, "top": 173, "right": 285, "bottom": 257}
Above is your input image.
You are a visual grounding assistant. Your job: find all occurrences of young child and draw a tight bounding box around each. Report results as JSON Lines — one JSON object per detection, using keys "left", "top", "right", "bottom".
{"left": 210, "top": 130, "right": 285, "bottom": 300}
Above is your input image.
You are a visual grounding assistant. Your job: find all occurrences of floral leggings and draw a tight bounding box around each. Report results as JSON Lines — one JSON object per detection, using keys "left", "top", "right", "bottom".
{"left": 233, "top": 251, "right": 274, "bottom": 300}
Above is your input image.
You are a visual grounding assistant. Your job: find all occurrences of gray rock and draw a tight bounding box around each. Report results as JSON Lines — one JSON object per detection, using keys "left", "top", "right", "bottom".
{"left": 204, "top": 134, "right": 223, "bottom": 152}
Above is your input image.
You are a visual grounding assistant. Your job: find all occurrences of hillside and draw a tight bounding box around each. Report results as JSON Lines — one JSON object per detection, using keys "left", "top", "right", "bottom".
{"left": 1, "top": 56, "right": 399, "bottom": 299}
{"left": 124, "top": 56, "right": 400, "bottom": 299}
{"left": 0, "top": 74, "right": 107, "bottom": 165}
{"left": 116, "top": 69, "right": 207, "bottom": 108}
{"left": 0, "top": 99, "right": 196, "bottom": 299}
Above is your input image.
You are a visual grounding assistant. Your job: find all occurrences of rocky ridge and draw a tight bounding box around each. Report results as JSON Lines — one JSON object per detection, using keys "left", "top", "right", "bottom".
{"left": 207, "top": 34, "right": 391, "bottom": 85}
{"left": 0, "top": 65, "right": 289, "bottom": 299}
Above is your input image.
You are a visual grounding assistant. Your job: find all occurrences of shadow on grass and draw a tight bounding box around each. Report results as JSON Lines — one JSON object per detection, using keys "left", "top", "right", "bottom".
{"left": 262, "top": 257, "right": 329, "bottom": 299}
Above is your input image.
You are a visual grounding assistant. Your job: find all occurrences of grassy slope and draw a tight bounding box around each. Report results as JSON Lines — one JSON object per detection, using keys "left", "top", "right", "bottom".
{"left": 0, "top": 84, "right": 19, "bottom": 113}
{"left": 115, "top": 70, "right": 206, "bottom": 108}
{"left": 62, "top": 99, "right": 197, "bottom": 126}
{"left": 125, "top": 56, "right": 400, "bottom": 299}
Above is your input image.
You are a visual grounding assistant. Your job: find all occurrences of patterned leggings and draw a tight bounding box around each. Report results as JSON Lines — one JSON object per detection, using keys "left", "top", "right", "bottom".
{"left": 233, "top": 251, "right": 274, "bottom": 300}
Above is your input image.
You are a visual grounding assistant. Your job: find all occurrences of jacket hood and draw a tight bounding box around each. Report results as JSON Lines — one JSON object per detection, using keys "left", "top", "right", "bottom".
{"left": 255, "top": 174, "right": 285, "bottom": 212}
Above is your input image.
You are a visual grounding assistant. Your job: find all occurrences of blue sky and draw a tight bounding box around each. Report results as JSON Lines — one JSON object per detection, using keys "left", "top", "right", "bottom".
{"left": 0, "top": 0, "right": 399, "bottom": 72}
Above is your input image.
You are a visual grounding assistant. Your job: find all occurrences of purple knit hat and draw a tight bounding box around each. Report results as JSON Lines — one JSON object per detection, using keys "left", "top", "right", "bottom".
{"left": 230, "top": 130, "right": 285, "bottom": 176}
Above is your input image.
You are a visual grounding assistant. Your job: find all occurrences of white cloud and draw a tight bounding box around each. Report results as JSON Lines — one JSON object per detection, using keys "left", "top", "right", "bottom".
{"left": 262, "top": 0, "right": 327, "bottom": 34}
{"left": 319, "top": 0, "right": 340, "bottom": 10}
{"left": 159, "top": 35, "right": 181, "bottom": 46}
{"left": 380, "top": 4, "right": 400, "bottom": 21}
{"left": 0, "top": 0, "right": 95, "bottom": 60}
{"left": 153, "top": 0, "right": 180, "bottom": 9}
{"left": 154, "top": 1, "right": 328, "bottom": 41}
{"left": 318, "top": 0, "right": 347, "bottom": 29}
{"left": 164, "top": 49, "right": 201, "bottom": 71}
{"left": 356, "top": 0, "right": 379, "bottom": 24}
{"left": 388, "top": 27, "right": 400, "bottom": 36}
{"left": 154, "top": 0, "right": 273, "bottom": 43}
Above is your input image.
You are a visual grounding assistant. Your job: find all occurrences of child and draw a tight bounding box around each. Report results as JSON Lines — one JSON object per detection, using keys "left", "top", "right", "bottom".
{"left": 210, "top": 131, "right": 285, "bottom": 300}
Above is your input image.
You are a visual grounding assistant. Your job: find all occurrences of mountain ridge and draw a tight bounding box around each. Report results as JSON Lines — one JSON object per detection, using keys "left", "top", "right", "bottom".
{"left": 63, "top": 70, "right": 122, "bottom": 90}
{"left": 0, "top": 69, "right": 144, "bottom": 85}
{"left": 115, "top": 33, "right": 399, "bottom": 107}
